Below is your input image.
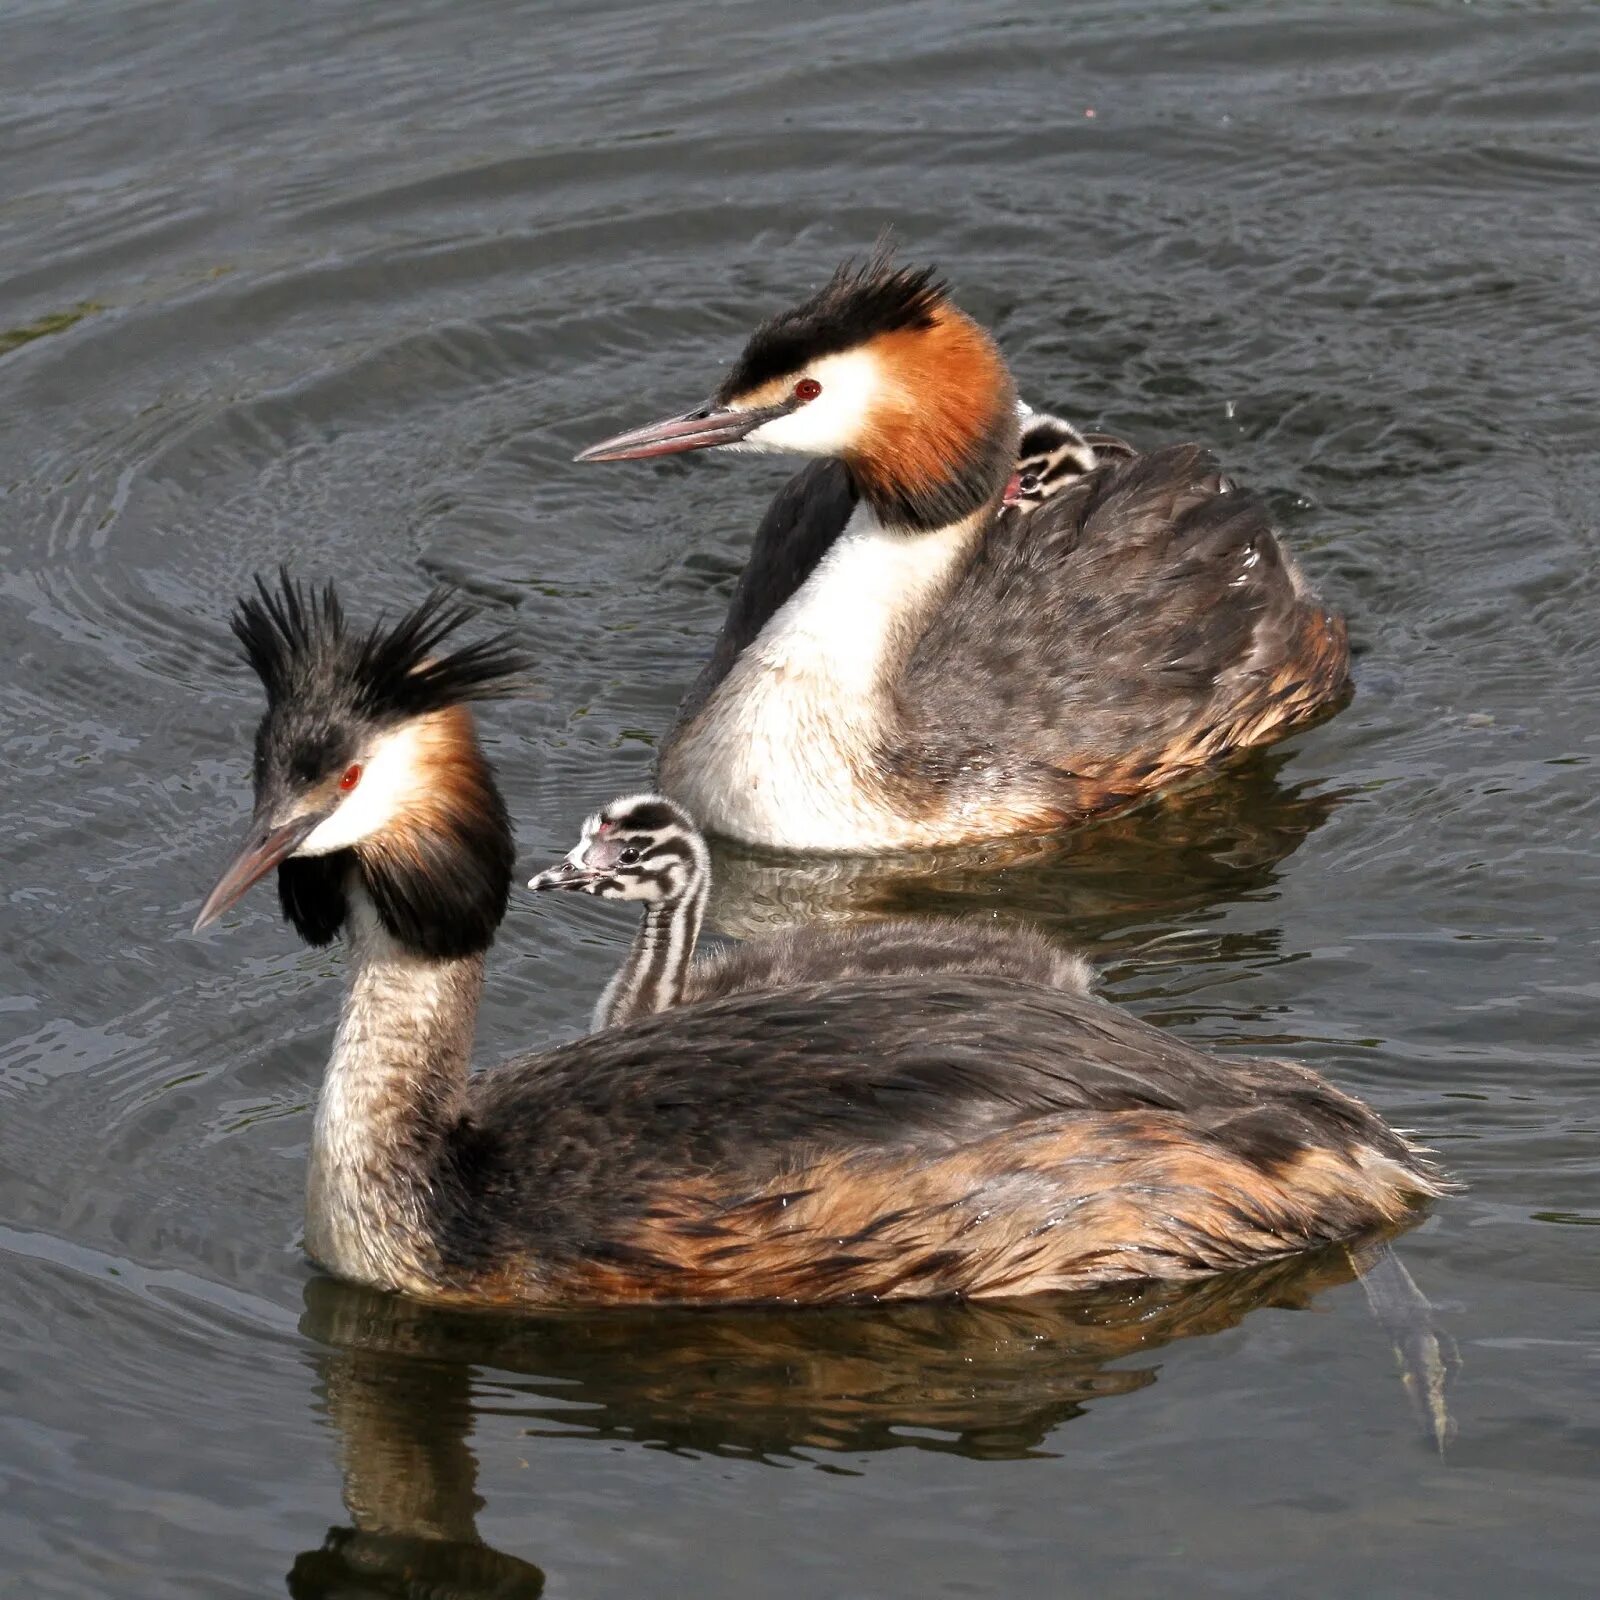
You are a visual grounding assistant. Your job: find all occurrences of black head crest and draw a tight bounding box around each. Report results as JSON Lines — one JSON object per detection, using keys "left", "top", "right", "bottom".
{"left": 222, "top": 571, "right": 525, "bottom": 959}
{"left": 717, "top": 245, "right": 950, "bottom": 401}
{"left": 231, "top": 569, "right": 530, "bottom": 724}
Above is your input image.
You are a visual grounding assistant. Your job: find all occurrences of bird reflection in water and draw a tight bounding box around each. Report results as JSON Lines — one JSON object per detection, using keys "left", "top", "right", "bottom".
{"left": 287, "top": 1239, "right": 1452, "bottom": 1597}
{"left": 287, "top": 1314, "right": 548, "bottom": 1598}
{"left": 700, "top": 748, "right": 1348, "bottom": 960}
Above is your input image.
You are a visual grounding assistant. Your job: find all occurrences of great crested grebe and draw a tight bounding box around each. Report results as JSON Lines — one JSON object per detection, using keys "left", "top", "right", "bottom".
{"left": 528, "top": 792, "right": 1091, "bottom": 1030}
{"left": 195, "top": 575, "right": 1436, "bottom": 1309}
{"left": 1006, "top": 407, "right": 1137, "bottom": 510}
{"left": 577, "top": 251, "right": 1352, "bottom": 853}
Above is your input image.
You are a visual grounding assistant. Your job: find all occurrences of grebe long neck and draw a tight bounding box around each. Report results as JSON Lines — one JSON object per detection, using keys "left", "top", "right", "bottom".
{"left": 660, "top": 501, "right": 988, "bottom": 850}
{"left": 656, "top": 303, "right": 1027, "bottom": 848}
{"left": 595, "top": 872, "right": 708, "bottom": 1030}
{"left": 305, "top": 885, "right": 482, "bottom": 1295}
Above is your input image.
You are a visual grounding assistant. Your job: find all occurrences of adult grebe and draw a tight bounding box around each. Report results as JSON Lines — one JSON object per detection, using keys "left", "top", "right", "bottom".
{"left": 529, "top": 792, "right": 1091, "bottom": 1030}
{"left": 195, "top": 575, "right": 1434, "bottom": 1308}
{"left": 577, "top": 251, "right": 1351, "bottom": 853}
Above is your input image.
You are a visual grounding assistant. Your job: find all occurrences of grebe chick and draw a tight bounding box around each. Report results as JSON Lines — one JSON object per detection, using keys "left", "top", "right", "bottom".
{"left": 530, "top": 793, "right": 713, "bottom": 1030}
{"left": 1005, "top": 408, "right": 1137, "bottom": 510}
{"left": 529, "top": 792, "right": 1090, "bottom": 1031}
{"left": 578, "top": 250, "right": 1351, "bottom": 853}
{"left": 195, "top": 575, "right": 1440, "bottom": 1309}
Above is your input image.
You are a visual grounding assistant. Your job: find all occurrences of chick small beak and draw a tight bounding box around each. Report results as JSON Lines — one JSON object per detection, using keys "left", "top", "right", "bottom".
{"left": 528, "top": 858, "right": 598, "bottom": 893}
{"left": 574, "top": 401, "right": 784, "bottom": 463}
{"left": 193, "top": 812, "right": 324, "bottom": 933}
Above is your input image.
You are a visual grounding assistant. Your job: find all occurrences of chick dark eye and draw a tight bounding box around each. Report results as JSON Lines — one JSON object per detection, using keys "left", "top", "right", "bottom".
{"left": 1018, "top": 472, "right": 1040, "bottom": 492}
{"left": 618, "top": 847, "right": 641, "bottom": 866}
{"left": 793, "top": 377, "right": 822, "bottom": 402}
{"left": 339, "top": 763, "right": 363, "bottom": 792}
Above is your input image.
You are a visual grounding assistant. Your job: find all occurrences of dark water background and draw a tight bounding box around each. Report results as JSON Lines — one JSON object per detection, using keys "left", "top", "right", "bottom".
{"left": 2, "top": 1, "right": 1597, "bottom": 1594}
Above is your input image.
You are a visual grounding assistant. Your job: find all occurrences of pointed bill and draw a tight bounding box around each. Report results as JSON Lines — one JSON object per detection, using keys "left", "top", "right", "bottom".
{"left": 193, "top": 813, "right": 324, "bottom": 932}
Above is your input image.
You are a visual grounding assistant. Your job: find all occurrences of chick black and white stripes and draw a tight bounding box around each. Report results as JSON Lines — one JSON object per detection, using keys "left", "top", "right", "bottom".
{"left": 529, "top": 795, "right": 711, "bottom": 1029}
{"left": 533, "top": 793, "right": 1106, "bottom": 1034}
{"left": 591, "top": 824, "right": 709, "bottom": 1030}
{"left": 1008, "top": 406, "right": 1137, "bottom": 509}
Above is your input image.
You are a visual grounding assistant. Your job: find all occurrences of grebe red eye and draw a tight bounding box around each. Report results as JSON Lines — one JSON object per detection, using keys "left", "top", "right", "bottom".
{"left": 339, "top": 763, "right": 362, "bottom": 792}
{"left": 793, "top": 377, "right": 822, "bottom": 402}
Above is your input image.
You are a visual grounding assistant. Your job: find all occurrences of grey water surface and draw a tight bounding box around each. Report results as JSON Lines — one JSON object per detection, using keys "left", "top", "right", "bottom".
{"left": 1, "top": 2, "right": 1597, "bottom": 1595}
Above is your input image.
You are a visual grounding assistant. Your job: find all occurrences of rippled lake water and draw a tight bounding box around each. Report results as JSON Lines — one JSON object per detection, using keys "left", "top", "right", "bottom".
{"left": 2, "top": 2, "right": 1597, "bottom": 1594}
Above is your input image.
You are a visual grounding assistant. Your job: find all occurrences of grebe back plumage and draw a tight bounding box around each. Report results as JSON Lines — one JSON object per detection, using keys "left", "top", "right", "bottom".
{"left": 530, "top": 791, "right": 1091, "bottom": 1029}
{"left": 195, "top": 575, "right": 1435, "bottom": 1309}
{"left": 578, "top": 251, "right": 1351, "bottom": 853}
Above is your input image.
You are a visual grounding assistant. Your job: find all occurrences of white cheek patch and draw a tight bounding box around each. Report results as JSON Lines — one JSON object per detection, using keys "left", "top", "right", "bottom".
{"left": 296, "top": 721, "right": 429, "bottom": 857}
{"left": 739, "top": 348, "right": 884, "bottom": 457}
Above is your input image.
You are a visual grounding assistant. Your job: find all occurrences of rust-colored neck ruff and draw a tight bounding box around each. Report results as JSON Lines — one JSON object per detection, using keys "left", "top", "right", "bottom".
{"left": 278, "top": 705, "right": 515, "bottom": 961}
{"left": 849, "top": 306, "right": 1019, "bottom": 531}
{"left": 356, "top": 705, "right": 514, "bottom": 961}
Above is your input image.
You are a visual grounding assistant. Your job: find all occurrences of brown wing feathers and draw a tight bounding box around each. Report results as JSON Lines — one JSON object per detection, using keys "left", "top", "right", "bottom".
{"left": 896, "top": 443, "right": 1351, "bottom": 827}
{"left": 436, "top": 979, "right": 1439, "bottom": 1308}
{"left": 522, "top": 1111, "right": 1430, "bottom": 1308}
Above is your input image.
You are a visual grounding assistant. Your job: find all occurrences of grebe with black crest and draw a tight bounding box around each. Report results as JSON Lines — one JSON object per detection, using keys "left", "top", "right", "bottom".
{"left": 578, "top": 251, "right": 1350, "bottom": 853}
{"left": 194, "top": 574, "right": 1434, "bottom": 1309}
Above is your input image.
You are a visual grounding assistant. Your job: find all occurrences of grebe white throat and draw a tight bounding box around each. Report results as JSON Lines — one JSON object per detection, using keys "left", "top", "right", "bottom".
{"left": 661, "top": 501, "right": 982, "bottom": 851}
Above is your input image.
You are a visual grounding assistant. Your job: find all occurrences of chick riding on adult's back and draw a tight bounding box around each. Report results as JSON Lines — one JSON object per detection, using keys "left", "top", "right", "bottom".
{"left": 579, "top": 251, "right": 1351, "bottom": 852}
{"left": 193, "top": 575, "right": 1431, "bottom": 1311}
{"left": 530, "top": 791, "right": 1093, "bottom": 1031}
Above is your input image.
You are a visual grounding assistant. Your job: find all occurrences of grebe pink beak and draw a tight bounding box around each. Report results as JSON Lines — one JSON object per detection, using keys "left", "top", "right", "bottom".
{"left": 193, "top": 811, "right": 324, "bottom": 932}
{"left": 575, "top": 400, "right": 789, "bottom": 463}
